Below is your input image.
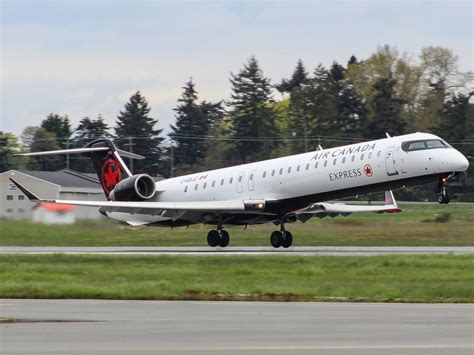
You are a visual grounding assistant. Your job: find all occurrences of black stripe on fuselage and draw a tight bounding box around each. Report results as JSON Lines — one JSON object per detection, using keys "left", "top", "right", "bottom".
{"left": 264, "top": 172, "right": 446, "bottom": 216}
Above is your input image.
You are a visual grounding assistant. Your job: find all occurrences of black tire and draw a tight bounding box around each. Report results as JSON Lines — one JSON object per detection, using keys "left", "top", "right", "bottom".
{"left": 444, "top": 194, "right": 450, "bottom": 204}
{"left": 218, "top": 230, "right": 230, "bottom": 247}
{"left": 270, "top": 231, "right": 281, "bottom": 248}
{"left": 207, "top": 230, "right": 219, "bottom": 247}
{"left": 281, "top": 231, "right": 293, "bottom": 248}
{"left": 437, "top": 194, "right": 445, "bottom": 204}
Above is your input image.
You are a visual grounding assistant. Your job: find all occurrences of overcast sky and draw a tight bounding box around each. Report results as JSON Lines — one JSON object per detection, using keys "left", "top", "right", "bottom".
{"left": 1, "top": 0, "right": 472, "bottom": 137}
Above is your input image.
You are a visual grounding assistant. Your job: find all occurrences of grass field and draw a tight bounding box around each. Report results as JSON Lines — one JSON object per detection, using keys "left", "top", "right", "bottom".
{"left": 0, "top": 254, "right": 472, "bottom": 303}
{"left": 1, "top": 203, "right": 473, "bottom": 246}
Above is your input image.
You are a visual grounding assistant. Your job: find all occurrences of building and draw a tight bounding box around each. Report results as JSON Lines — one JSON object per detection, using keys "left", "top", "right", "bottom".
{"left": 0, "top": 169, "right": 105, "bottom": 220}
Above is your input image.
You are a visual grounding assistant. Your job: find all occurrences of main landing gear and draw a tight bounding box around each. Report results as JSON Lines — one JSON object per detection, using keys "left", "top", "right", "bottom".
{"left": 270, "top": 224, "right": 293, "bottom": 248}
{"left": 207, "top": 228, "right": 230, "bottom": 247}
{"left": 437, "top": 177, "right": 450, "bottom": 204}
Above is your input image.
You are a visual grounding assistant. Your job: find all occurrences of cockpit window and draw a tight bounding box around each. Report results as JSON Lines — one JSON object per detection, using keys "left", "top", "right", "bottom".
{"left": 401, "top": 139, "right": 451, "bottom": 152}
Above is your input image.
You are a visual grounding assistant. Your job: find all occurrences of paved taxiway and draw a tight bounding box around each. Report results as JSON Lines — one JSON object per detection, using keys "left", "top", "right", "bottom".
{"left": 1, "top": 246, "right": 473, "bottom": 256}
{"left": 1, "top": 300, "right": 472, "bottom": 354}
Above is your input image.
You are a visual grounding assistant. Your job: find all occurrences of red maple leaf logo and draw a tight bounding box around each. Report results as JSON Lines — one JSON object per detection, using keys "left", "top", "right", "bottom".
{"left": 101, "top": 159, "right": 122, "bottom": 194}
{"left": 364, "top": 164, "right": 373, "bottom": 177}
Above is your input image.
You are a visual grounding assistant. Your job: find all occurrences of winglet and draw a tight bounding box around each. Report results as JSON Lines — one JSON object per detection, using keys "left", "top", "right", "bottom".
{"left": 381, "top": 190, "right": 401, "bottom": 213}
{"left": 9, "top": 178, "right": 42, "bottom": 202}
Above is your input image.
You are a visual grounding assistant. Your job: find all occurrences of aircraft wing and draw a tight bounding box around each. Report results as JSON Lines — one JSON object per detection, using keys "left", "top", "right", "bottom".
{"left": 293, "top": 191, "right": 401, "bottom": 220}
{"left": 9, "top": 178, "right": 263, "bottom": 215}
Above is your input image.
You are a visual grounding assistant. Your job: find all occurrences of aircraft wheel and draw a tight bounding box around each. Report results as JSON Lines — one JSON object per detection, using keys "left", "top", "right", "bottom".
{"left": 437, "top": 193, "right": 450, "bottom": 204}
{"left": 207, "top": 230, "right": 219, "bottom": 247}
{"left": 218, "top": 230, "right": 230, "bottom": 247}
{"left": 281, "top": 231, "right": 293, "bottom": 248}
{"left": 270, "top": 231, "right": 281, "bottom": 248}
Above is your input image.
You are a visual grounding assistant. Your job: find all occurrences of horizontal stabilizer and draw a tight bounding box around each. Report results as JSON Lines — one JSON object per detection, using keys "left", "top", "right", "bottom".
{"left": 14, "top": 147, "right": 145, "bottom": 160}
{"left": 9, "top": 178, "right": 41, "bottom": 201}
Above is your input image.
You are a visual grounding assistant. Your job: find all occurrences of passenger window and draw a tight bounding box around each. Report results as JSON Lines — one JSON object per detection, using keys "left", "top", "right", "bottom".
{"left": 306, "top": 163, "right": 309, "bottom": 170}
{"left": 184, "top": 186, "right": 188, "bottom": 192}
{"left": 220, "top": 179, "right": 224, "bottom": 186}
{"left": 377, "top": 151, "right": 381, "bottom": 158}
{"left": 315, "top": 162, "right": 318, "bottom": 169}
{"left": 194, "top": 184, "right": 198, "bottom": 190}
{"left": 279, "top": 168, "right": 283, "bottom": 175}
{"left": 271, "top": 170, "right": 275, "bottom": 176}
{"left": 238, "top": 176, "right": 242, "bottom": 182}
{"left": 351, "top": 155, "right": 355, "bottom": 162}
{"left": 250, "top": 173, "right": 254, "bottom": 180}
{"left": 297, "top": 165, "right": 300, "bottom": 172}
{"left": 360, "top": 154, "right": 364, "bottom": 160}
{"left": 333, "top": 158, "right": 337, "bottom": 165}
{"left": 342, "top": 157, "right": 346, "bottom": 164}
{"left": 287, "top": 167, "right": 291, "bottom": 173}
{"left": 229, "top": 177, "right": 233, "bottom": 184}
{"left": 263, "top": 171, "right": 267, "bottom": 178}
{"left": 203, "top": 182, "right": 207, "bottom": 189}
{"left": 212, "top": 181, "right": 216, "bottom": 187}
{"left": 369, "top": 152, "right": 372, "bottom": 159}
{"left": 324, "top": 160, "right": 327, "bottom": 167}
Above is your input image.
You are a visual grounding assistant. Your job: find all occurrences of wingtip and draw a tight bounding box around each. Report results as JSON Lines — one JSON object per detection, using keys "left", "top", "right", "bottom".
{"left": 8, "top": 178, "right": 42, "bottom": 201}
{"left": 384, "top": 190, "right": 397, "bottom": 207}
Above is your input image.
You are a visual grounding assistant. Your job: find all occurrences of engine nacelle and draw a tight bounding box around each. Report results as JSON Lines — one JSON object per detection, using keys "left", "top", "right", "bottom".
{"left": 109, "top": 174, "right": 156, "bottom": 201}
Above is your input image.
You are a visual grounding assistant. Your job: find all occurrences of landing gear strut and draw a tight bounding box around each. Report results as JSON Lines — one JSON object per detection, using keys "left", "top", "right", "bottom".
{"left": 437, "top": 177, "right": 450, "bottom": 204}
{"left": 270, "top": 224, "right": 293, "bottom": 248}
{"left": 207, "top": 227, "right": 230, "bottom": 247}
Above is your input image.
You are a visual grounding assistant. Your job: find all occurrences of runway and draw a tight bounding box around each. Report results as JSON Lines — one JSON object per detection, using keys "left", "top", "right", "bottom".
{"left": 1, "top": 246, "right": 473, "bottom": 256}
{"left": 0, "top": 300, "right": 472, "bottom": 354}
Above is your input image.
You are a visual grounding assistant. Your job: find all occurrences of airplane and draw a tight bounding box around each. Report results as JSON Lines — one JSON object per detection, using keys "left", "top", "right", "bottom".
{"left": 10, "top": 132, "right": 469, "bottom": 248}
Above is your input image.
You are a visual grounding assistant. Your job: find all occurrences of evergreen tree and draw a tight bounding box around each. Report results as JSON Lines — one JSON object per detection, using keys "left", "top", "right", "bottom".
{"left": 347, "top": 55, "right": 359, "bottom": 66}
{"left": 290, "top": 64, "right": 339, "bottom": 151}
{"left": 28, "top": 128, "right": 63, "bottom": 170}
{"left": 275, "top": 59, "right": 309, "bottom": 95}
{"left": 328, "top": 62, "right": 367, "bottom": 138}
{"left": 71, "top": 115, "right": 113, "bottom": 172}
{"left": 115, "top": 91, "right": 164, "bottom": 175}
{"left": 436, "top": 93, "right": 472, "bottom": 142}
{"left": 0, "top": 131, "right": 17, "bottom": 172}
{"left": 169, "top": 79, "right": 223, "bottom": 171}
{"left": 75, "top": 115, "right": 113, "bottom": 146}
{"left": 41, "top": 113, "right": 72, "bottom": 149}
{"left": 227, "top": 56, "right": 279, "bottom": 162}
{"left": 365, "top": 75, "right": 406, "bottom": 139}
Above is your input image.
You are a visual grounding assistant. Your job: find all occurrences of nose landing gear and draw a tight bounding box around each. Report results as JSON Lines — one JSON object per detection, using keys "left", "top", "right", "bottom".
{"left": 437, "top": 177, "right": 451, "bottom": 204}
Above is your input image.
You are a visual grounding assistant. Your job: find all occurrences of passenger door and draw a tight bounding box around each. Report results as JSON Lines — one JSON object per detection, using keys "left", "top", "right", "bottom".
{"left": 385, "top": 147, "right": 399, "bottom": 176}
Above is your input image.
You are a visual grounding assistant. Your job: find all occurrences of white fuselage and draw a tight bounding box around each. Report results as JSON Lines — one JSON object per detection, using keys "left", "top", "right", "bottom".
{"left": 108, "top": 132, "right": 469, "bottom": 224}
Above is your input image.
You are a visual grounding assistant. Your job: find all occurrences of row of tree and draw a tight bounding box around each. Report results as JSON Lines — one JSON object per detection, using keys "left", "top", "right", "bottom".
{"left": 0, "top": 44, "right": 472, "bottom": 200}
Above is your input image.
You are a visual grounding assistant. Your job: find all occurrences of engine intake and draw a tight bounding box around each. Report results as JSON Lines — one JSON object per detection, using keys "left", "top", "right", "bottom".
{"left": 109, "top": 174, "right": 156, "bottom": 201}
